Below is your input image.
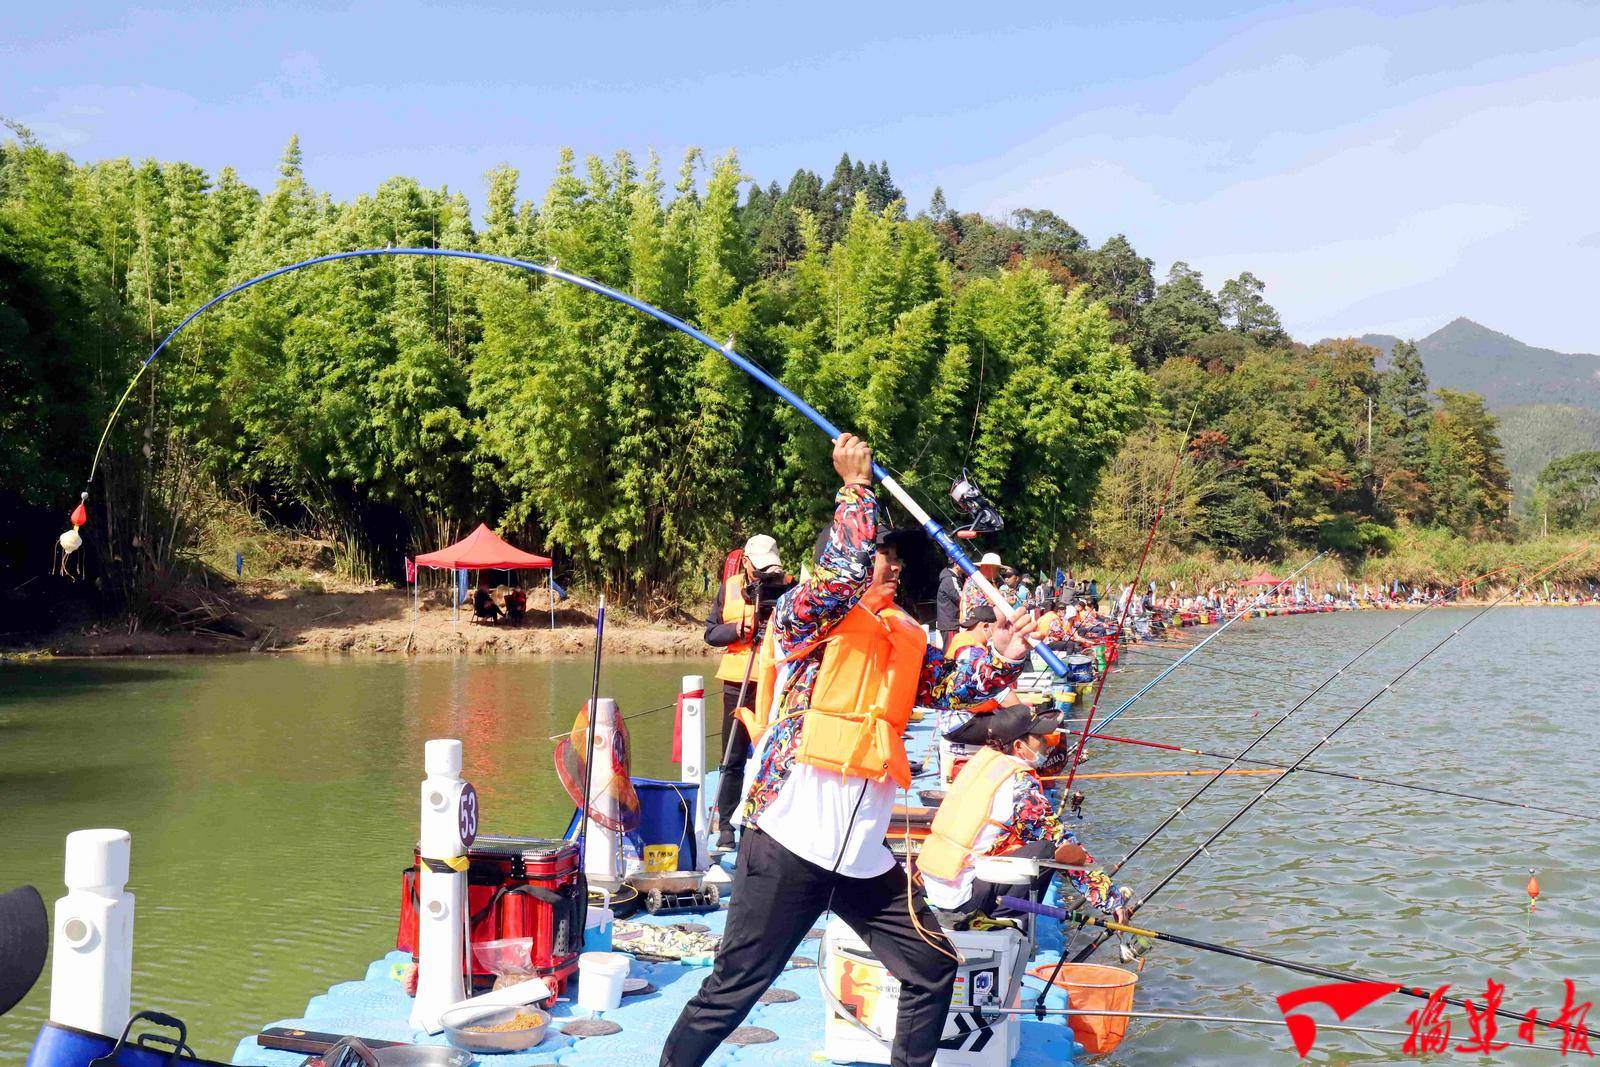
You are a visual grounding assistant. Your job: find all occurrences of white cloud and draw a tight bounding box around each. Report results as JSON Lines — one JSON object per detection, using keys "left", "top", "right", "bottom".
{"left": 938, "top": 4, "right": 1600, "bottom": 352}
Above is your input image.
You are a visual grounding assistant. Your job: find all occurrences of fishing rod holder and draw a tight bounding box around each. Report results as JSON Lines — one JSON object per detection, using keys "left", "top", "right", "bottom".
{"left": 411, "top": 739, "right": 476, "bottom": 1032}
{"left": 50, "top": 828, "right": 135, "bottom": 1036}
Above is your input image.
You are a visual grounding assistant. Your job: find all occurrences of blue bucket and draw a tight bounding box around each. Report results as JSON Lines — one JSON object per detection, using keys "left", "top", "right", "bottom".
{"left": 1066, "top": 655, "right": 1096, "bottom": 685}
{"left": 27, "top": 1014, "right": 228, "bottom": 1067}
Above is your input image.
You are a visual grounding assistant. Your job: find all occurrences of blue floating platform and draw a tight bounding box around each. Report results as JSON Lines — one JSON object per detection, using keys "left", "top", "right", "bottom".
{"left": 232, "top": 714, "right": 1088, "bottom": 1066}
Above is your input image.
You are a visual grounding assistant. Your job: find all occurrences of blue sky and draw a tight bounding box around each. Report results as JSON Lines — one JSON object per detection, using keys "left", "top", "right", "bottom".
{"left": 6, "top": 1, "right": 1599, "bottom": 351}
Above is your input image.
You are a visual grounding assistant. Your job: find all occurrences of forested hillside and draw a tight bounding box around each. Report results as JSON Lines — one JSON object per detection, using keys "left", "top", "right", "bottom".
{"left": 1496, "top": 404, "right": 1600, "bottom": 507}
{"left": 1359, "top": 321, "right": 1600, "bottom": 512}
{"left": 0, "top": 130, "right": 1548, "bottom": 621}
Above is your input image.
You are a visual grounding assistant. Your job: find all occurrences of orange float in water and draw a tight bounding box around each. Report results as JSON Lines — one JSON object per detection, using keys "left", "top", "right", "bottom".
{"left": 1528, "top": 874, "right": 1541, "bottom": 909}
{"left": 1030, "top": 962, "right": 1139, "bottom": 1054}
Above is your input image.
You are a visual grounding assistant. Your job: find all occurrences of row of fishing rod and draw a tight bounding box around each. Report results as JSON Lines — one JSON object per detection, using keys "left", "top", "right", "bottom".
{"left": 1025, "top": 523, "right": 1592, "bottom": 1041}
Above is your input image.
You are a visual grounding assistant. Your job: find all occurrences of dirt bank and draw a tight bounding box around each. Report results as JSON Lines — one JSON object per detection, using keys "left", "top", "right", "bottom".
{"left": 14, "top": 586, "right": 713, "bottom": 658}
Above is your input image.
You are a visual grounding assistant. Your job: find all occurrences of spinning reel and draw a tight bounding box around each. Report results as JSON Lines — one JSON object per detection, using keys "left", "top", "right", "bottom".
{"left": 949, "top": 471, "right": 1004, "bottom": 538}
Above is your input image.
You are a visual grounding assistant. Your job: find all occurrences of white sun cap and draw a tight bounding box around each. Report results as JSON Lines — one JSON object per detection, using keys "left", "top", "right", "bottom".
{"left": 743, "top": 534, "right": 783, "bottom": 573}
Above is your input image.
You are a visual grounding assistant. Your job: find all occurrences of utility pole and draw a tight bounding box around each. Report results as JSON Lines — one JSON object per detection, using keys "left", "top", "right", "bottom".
{"left": 1366, "top": 397, "right": 1373, "bottom": 455}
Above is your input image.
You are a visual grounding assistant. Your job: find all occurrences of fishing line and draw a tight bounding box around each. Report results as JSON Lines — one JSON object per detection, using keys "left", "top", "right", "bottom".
{"left": 1072, "top": 555, "right": 1325, "bottom": 764}
{"left": 1065, "top": 711, "right": 1270, "bottom": 722}
{"left": 1056, "top": 406, "right": 1199, "bottom": 799}
{"left": 1111, "top": 655, "right": 1318, "bottom": 691}
{"left": 79, "top": 246, "right": 1073, "bottom": 677}
{"left": 1083, "top": 578, "right": 1474, "bottom": 888}
{"left": 1038, "top": 574, "right": 1497, "bottom": 1005}
{"left": 1074, "top": 548, "right": 1591, "bottom": 970}
{"left": 1003, "top": 896, "right": 1600, "bottom": 1046}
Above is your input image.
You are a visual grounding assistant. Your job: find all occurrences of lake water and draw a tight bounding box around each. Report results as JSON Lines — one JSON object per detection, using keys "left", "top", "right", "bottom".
{"left": 2, "top": 607, "right": 1597, "bottom": 1064}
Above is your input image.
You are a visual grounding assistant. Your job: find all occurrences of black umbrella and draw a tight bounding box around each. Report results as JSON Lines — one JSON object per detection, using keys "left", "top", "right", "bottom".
{"left": 0, "top": 884, "right": 48, "bottom": 1016}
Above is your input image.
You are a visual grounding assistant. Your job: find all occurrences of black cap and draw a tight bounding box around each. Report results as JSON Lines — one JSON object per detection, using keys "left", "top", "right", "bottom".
{"left": 944, "top": 706, "right": 1062, "bottom": 747}
{"left": 812, "top": 523, "right": 921, "bottom": 565}
{"left": 963, "top": 605, "right": 998, "bottom": 626}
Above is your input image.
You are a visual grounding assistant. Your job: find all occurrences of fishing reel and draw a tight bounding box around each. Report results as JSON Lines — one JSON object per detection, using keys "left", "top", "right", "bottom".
{"left": 949, "top": 471, "right": 1003, "bottom": 538}
{"left": 1118, "top": 933, "right": 1155, "bottom": 971}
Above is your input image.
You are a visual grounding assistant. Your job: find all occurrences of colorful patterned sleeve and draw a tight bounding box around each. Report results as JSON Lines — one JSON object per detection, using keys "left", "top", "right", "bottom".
{"left": 959, "top": 577, "right": 986, "bottom": 623}
{"left": 1001, "top": 775, "right": 1132, "bottom": 917}
{"left": 921, "top": 640, "right": 1024, "bottom": 709}
{"left": 769, "top": 485, "right": 877, "bottom": 658}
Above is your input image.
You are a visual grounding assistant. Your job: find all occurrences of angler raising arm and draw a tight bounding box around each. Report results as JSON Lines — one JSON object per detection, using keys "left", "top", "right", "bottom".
{"left": 660, "top": 433, "right": 1031, "bottom": 1067}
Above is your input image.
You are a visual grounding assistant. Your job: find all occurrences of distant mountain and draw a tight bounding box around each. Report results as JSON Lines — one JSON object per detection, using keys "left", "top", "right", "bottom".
{"left": 1398, "top": 318, "right": 1600, "bottom": 412}
{"left": 1341, "top": 319, "right": 1600, "bottom": 511}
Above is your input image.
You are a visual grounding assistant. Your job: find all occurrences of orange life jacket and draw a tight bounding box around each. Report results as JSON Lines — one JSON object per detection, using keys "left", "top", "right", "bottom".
{"left": 736, "top": 603, "right": 926, "bottom": 788}
{"left": 917, "top": 747, "right": 1028, "bottom": 881}
{"left": 1032, "top": 611, "right": 1063, "bottom": 641}
{"left": 944, "top": 629, "right": 984, "bottom": 660}
{"left": 714, "top": 574, "right": 755, "bottom": 683}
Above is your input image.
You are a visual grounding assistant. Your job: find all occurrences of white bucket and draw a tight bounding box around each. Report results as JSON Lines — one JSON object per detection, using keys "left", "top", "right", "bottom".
{"left": 577, "top": 950, "right": 630, "bottom": 1013}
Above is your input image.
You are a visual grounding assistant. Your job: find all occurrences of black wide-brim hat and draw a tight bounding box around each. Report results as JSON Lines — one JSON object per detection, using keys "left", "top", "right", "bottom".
{"left": 0, "top": 884, "right": 48, "bottom": 1016}
{"left": 945, "top": 705, "right": 1064, "bottom": 748}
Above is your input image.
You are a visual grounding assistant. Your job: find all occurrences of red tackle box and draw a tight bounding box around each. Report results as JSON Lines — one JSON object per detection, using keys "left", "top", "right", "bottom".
{"left": 398, "top": 834, "right": 584, "bottom": 995}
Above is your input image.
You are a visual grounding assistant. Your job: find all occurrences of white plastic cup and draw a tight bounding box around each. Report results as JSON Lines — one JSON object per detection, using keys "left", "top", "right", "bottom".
{"left": 577, "top": 951, "right": 630, "bottom": 1013}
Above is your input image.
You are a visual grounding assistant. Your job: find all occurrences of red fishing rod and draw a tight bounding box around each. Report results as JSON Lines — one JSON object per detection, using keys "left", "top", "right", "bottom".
{"left": 1074, "top": 729, "right": 1596, "bottom": 823}
{"left": 1057, "top": 406, "right": 1196, "bottom": 801}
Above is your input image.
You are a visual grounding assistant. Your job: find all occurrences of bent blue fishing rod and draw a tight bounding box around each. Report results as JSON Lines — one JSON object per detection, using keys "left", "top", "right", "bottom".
{"left": 80, "top": 247, "right": 1070, "bottom": 674}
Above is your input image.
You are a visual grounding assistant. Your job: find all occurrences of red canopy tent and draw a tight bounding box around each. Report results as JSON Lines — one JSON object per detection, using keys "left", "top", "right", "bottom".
{"left": 415, "top": 524, "right": 553, "bottom": 626}
{"left": 1239, "top": 571, "right": 1284, "bottom": 587}
{"left": 416, "top": 523, "right": 551, "bottom": 571}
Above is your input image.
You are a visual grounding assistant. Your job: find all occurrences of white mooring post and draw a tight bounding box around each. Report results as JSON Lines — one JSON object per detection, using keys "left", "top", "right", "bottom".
{"left": 677, "top": 675, "right": 707, "bottom": 870}
{"left": 582, "top": 698, "right": 624, "bottom": 888}
{"left": 410, "top": 739, "right": 476, "bottom": 1032}
{"left": 50, "top": 828, "right": 134, "bottom": 1036}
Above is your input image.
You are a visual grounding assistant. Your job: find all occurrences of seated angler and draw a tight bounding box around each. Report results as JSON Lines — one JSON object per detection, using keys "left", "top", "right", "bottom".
{"left": 919, "top": 705, "right": 1132, "bottom": 927}
{"left": 505, "top": 580, "right": 527, "bottom": 624}
{"left": 936, "top": 605, "right": 1016, "bottom": 738}
{"left": 473, "top": 577, "right": 503, "bottom": 623}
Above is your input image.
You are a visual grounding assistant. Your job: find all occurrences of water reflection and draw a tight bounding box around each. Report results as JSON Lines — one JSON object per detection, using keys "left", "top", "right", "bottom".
{"left": 1, "top": 609, "right": 1596, "bottom": 1064}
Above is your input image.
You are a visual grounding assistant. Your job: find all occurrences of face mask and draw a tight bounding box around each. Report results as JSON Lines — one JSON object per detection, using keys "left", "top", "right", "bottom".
{"left": 1021, "top": 741, "right": 1049, "bottom": 768}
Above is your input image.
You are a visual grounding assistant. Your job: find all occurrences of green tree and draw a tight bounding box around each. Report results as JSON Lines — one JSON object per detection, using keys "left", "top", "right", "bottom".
{"left": 1144, "top": 261, "right": 1220, "bottom": 364}
{"left": 1423, "top": 389, "right": 1511, "bottom": 535}
{"left": 1084, "top": 234, "right": 1154, "bottom": 363}
{"left": 1218, "top": 271, "right": 1285, "bottom": 345}
{"left": 1531, "top": 451, "right": 1600, "bottom": 531}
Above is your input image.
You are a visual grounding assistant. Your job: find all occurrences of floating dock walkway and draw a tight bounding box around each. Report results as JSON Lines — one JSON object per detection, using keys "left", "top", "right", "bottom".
{"left": 228, "top": 707, "right": 1091, "bottom": 1066}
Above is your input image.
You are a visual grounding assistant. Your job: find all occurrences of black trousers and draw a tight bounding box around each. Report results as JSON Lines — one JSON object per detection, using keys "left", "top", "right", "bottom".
{"left": 715, "top": 681, "right": 752, "bottom": 824}
{"left": 661, "top": 827, "right": 958, "bottom": 1067}
{"left": 954, "top": 840, "right": 1056, "bottom": 924}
